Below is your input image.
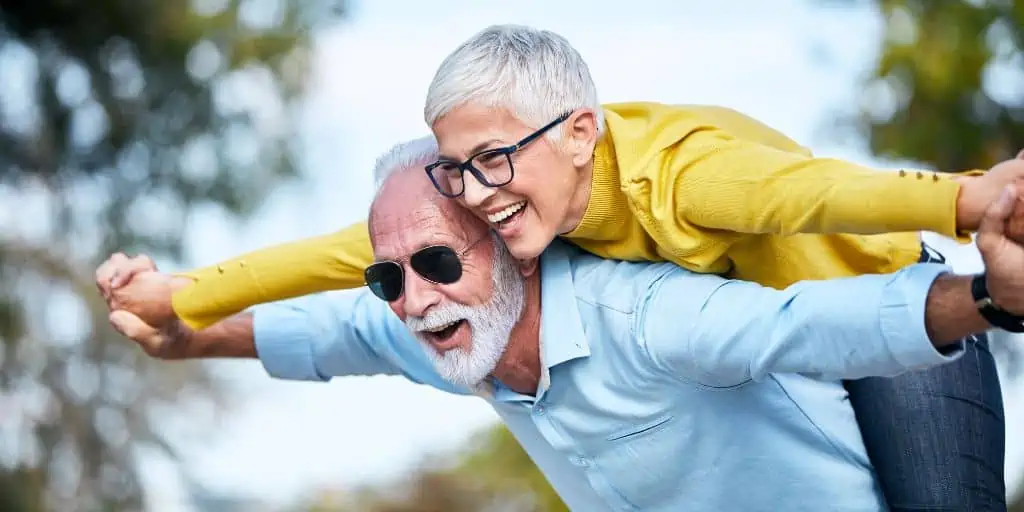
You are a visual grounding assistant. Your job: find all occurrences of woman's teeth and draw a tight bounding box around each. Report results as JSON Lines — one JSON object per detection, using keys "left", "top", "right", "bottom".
{"left": 487, "top": 201, "right": 526, "bottom": 224}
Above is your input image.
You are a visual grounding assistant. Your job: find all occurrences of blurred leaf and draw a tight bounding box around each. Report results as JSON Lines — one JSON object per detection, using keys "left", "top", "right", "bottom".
{"left": 0, "top": 0, "right": 345, "bottom": 510}
{"left": 297, "top": 425, "right": 566, "bottom": 512}
{"left": 823, "top": 0, "right": 1024, "bottom": 170}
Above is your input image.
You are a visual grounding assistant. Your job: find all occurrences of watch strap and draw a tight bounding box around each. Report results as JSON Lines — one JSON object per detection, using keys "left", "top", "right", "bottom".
{"left": 971, "top": 273, "right": 1024, "bottom": 333}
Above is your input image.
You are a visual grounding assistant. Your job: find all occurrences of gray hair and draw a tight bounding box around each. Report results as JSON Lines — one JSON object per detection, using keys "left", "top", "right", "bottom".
{"left": 424, "top": 24, "right": 604, "bottom": 139}
{"left": 371, "top": 135, "right": 439, "bottom": 188}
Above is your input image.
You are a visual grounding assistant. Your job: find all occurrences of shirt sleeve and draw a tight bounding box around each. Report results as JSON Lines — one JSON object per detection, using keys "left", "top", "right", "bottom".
{"left": 253, "top": 290, "right": 408, "bottom": 382}
{"left": 636, "top": 263, "right": 964, "bottom": 387}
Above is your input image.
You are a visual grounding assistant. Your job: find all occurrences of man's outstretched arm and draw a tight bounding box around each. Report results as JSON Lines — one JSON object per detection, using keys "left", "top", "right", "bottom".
{"left": 170, "top": 312, "right": 257, "bottom": 359}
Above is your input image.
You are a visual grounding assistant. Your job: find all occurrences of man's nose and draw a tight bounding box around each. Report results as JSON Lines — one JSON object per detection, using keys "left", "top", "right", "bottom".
{"left": 401, "top": 270, "right": 440, "bottom": 318}
{"left": 461, "top": 172, "right": 496, "bottom": 208}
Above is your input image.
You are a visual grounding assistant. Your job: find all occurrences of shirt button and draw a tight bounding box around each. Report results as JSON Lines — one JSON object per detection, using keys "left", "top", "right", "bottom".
{"left": 534, "top": 405, "right": 545, "bottom": 416}
{"left": 572, "top": 455, "right": 589, "bottom": 467}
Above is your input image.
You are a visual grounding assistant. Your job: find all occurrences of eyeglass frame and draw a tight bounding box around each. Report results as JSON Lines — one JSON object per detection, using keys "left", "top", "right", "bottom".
{"left": 424, "top": 111, "right": 573, "bottom": 198}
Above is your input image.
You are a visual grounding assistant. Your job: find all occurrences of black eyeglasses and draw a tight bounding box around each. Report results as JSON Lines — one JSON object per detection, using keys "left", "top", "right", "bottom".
{"left": 364, "top": 234, "right": 489, "bottom": 302}
{"left": 424, "top": 111, "right": 573, "bottom": 198}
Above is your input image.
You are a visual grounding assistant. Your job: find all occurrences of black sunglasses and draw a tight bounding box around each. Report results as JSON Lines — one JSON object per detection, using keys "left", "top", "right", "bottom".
{"left": 424, "top": 111, "right": 573, "bottom": 198}
{"left": 364, "top": 234, "right": 489, "bottom": 302}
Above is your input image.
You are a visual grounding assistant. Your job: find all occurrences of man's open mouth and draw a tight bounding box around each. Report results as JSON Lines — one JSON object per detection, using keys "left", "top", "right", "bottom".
{"left": 422, "top": 319, "right": 467, "bottom": 342}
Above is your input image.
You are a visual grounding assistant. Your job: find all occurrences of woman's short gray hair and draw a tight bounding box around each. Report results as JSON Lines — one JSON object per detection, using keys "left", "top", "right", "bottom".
{"left": 424, "top": 24, "right": 603, "bottom": 138}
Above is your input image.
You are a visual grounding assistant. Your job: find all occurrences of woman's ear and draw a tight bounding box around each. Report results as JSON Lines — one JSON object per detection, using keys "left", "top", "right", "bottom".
{"left": 567, "top": 109, "right": 599, "bottom": 168}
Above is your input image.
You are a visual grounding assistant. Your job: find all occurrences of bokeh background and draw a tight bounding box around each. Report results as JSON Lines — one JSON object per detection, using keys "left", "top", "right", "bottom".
{"left": 2, "top": 1, "right": 1023, "bottom": 510}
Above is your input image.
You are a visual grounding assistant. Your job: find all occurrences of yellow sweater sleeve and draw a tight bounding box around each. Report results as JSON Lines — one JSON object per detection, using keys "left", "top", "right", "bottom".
{"left": 170, "top": 220, "right": 373, "bottom": 330}
{"left": 656, "top": 129, "right": 967, "bottom": 239}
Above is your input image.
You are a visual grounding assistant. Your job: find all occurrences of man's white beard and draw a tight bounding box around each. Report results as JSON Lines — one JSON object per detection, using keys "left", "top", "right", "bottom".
{"left": 405, "top": 235, "right": 525, "bottom": 389}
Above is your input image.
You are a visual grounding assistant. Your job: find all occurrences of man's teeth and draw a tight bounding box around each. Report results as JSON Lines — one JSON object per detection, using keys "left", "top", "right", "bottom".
{"left": 424, "top": 320, "right": 460, "bottom": 333}
{"left": 487, "top": 201, "right": 526, "bottom": 224}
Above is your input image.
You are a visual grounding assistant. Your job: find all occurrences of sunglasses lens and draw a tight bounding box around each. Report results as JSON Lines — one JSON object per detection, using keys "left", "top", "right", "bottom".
{"left": 364, "top": 262, "right": 403, "bottom": 301}
{"left": 411, "top": 246, "right": 462, "bottom": 284}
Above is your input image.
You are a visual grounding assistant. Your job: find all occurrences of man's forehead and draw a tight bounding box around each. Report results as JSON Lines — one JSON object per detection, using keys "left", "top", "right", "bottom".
{"left": 369, "top": 166, "right": 485, "bottom": 255}
{"left": 372, "top": 202, "right": 450, "bottom": 235}
{"left": 370, "top": 195, "right": 471, "bottom": 253}
{"left": 371, "top": 211, "right": 468, "bottom": 258}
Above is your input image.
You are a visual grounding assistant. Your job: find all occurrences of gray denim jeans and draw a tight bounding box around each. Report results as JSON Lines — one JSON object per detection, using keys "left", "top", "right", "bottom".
{"left": 843, "top": 244, "right": 1006, "bottom": 511}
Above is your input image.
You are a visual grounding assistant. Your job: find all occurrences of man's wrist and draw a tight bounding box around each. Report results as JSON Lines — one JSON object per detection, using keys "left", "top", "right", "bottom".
{"left": 973, "top": 273, "right": 1024, "bottom": 332}
{"left": 181, "top": 313, "right": 257, "bottom": 359}
{"left": 924, "top": 273, "right": 990, "bottom": 345}
{"left": 161, "top": 320, "right": 197, "bottom": 360}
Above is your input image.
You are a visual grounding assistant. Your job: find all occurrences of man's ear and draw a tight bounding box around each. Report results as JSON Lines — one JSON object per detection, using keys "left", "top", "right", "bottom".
{"left": 518, "top": 257, "right": 539, "bottom": 277}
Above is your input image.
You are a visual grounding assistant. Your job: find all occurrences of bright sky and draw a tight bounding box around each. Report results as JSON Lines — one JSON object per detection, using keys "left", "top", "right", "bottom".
{"left": 138, "top": 0, "right": 1024, "bottom": 509}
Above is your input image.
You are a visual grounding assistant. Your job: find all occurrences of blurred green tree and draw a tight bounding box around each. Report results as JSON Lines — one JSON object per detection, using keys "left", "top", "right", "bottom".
{"left": 832, "top": 0, "right": 1023, "bottom": 171}
{"left": 295, "top": 426, "right": 567, "bottom": 512}
{"left": 0, "top": 0, "right": 344, "bottom": 509}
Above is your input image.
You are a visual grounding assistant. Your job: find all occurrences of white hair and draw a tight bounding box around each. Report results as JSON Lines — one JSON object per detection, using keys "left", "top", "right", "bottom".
{"left": 371, "top": 135, "right": 439, "bottom": 188}
{"left": 404, "top": 230, "right": 525, "bottom": 390}
{"left": 424, "top": 24, "right": 604, "bottom": 138}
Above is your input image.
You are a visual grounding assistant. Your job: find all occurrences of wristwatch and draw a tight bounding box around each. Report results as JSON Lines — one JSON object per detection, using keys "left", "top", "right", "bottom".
{"left": 971, "top": 273, "right": 1024, "bottom": 333}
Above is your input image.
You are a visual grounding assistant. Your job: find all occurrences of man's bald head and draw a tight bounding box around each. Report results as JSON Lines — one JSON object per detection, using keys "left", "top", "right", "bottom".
{"left": 369, "top": 164, "right": 489, "bottom": 251}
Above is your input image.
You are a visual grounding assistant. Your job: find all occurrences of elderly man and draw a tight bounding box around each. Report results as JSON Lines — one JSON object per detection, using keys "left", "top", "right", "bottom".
{"left": 100, "top": 138, "right": 1024, "bottom": 512}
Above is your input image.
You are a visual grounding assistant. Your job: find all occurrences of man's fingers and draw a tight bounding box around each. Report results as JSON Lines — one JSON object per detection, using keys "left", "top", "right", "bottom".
{"left": 108, "top": 310, "right": 160, "bottom": 348}
{"left": 978, "top": 184, "right": 1018, "bottom": 253}
{"left": 1006, "top": 197, "right": 1024, "bottom": 244}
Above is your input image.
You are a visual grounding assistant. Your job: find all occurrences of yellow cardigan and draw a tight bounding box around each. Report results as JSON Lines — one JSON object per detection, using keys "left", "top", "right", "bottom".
{"left": 171, "top": 102, "right": 969, "bottom": 329}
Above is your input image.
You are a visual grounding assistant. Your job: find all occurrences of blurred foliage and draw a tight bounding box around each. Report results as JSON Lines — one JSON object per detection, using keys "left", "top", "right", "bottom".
{"left": 834, "top": 0, "right": 1023, "bottom": 170}
{"left": 0, "top": 0, "right": 344, "bottom": 510}
{"left": 297, "top": 427, "right": 567, "bottom": 512}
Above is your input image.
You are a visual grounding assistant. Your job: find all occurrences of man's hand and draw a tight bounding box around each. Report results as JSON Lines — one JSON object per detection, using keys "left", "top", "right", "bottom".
{"left": 977, "top": 184, "right": 1024, "bottom": 315}
{"left": 95, "top": 253, "right": 194, "bottom": 359}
